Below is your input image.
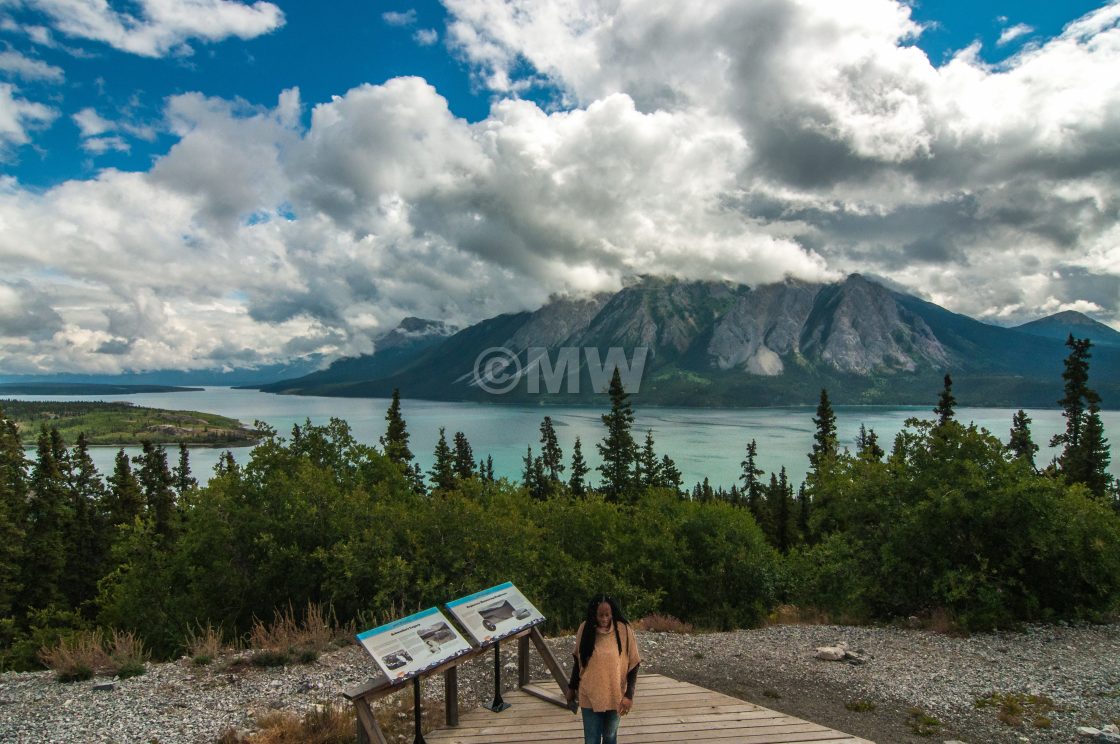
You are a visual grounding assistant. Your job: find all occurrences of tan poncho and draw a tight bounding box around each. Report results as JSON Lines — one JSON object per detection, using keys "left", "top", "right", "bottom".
{"left": 572, "top": 621, "right": 641, "bottom": 712}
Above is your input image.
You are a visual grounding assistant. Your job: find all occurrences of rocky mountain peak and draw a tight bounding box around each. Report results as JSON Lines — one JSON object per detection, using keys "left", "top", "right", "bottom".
{"left": 799, "top": 274, "right": 949, "bottom": 375}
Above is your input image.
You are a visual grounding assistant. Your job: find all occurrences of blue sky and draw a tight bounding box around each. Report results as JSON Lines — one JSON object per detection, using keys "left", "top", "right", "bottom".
{"left": 1, "top": 0, "right": 1118, "bottom": 374}
{"left": 2, "top": 0, "right": 1106, "bottom": 187}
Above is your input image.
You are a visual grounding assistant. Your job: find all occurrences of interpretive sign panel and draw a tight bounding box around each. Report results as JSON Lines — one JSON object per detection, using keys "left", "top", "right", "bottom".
{"left": 446, "top": 581, "right": 545, "bottom": 646}
{"left": 356, "top": 607, "right": 473, "bottom": 683}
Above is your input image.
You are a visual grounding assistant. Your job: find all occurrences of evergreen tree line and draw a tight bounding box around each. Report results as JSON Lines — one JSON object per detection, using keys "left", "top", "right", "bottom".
{"left": 0, "top": 336, "right": 1117, "bottom": 670}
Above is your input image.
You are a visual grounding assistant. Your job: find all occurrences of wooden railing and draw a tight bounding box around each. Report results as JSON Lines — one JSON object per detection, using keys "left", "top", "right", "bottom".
{"left": 343, "top": 626, "right": 569, "bottom": 744}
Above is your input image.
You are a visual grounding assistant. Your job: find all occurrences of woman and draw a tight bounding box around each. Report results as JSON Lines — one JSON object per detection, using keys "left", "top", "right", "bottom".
{"left": 565, "top": 595, "right": 641, "bottom": 744}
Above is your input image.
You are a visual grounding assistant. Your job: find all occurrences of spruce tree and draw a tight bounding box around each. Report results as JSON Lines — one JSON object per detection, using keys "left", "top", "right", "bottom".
{"left": 740, "top": 438, "right": 764, "bottom": 518}
{"left": 806, "top": 391, "right": 839, "bottom": 540}
{"left": 105, "top": 448, "right": 144, "bottom": 528}
{"left": 19, "top": 427, "right": 70, "bottom": 612}
{"left": 137, "top": 442, "right": 176, "bottom": 539}
{"left": 934, "top": 373, "right": 956, "bottom": 426}
{"left": 483, "top": 455, "right": 495, "bottom": 482}
{"left": 658, "top": 454, "right": 682, "bottom": 492}
{"left": 521, "top": 446, "right": 547, "bottom": 499}
{"left": 49, "top": 427, "right": 71, "bottom": 486}
{"left": 429, "top": 428, "right": 455, "bottom": 491}
{"left": 533, "top": 455, "right": 548, "bottom": 499}
{"left": 409, "top": 463, "right": 427, "bottom": 495}
{"left": 380, "top": 389, "right": 414, "bottom": 469}
{"left": 637, "top": 429, "right": 661, "bottom": 489}
{"left": 1079, "top": 401, "right": 1112, "bottom": 498}
{"left": 538, "top": 417, "right": 564, "bottom": 482}
{"left": 452, "top": 432, "right": 475, "bottom": 481}
{"left": 172, "top": 443, "right": 197, "bottom": 496}
{"left": 0, "top": 406, "right": 26, "bottom": 617}
{"left": 0, "top": 405, "right": 26, "bottom": 518}
{"left": 597, "top": 368, "right": 637, "bottom": 502}
{"left": 1051, "top": 336, "right": 1111, "bottom": 498}
{"left": 796, "top": 482, "right": 811, "bottom": 543}
{"left": 856, "top": 424, "right": 884, "bottom": 461}
{"left": 568, "top": 437, "right": 590, "bottom": 496}
{"left": 1007, "top": 409, "right": 1039, "bottom": 469}
{"left": 766, "top": 467, "right": 795, "bottom": 553}
{"left": 63, "top": 433, "right": 107, "bottom": 611}
{"left": 809, "top": 389, "right": 838, "bottom": 472}
{"left": 213, "top": 450, "right": 239, "bottom": 477}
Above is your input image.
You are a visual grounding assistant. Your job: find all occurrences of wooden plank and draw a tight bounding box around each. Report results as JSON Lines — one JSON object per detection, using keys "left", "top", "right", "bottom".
{"left": 423, "top": 673, "right": 874, "bottom": 744}
{"left": 520, "top": 683, "right": 569, "bottom": 708}
{"left": 528, "top": 626, "right": 570, "bottom": 693}
{"left": 444, "top": 665, "right": 459, "bottom": 727}
{"left": 353, "top": 698, "right": 389, "bottom": 744}
{"left": 517, "top": 635, "right": 530, "bottom": 687}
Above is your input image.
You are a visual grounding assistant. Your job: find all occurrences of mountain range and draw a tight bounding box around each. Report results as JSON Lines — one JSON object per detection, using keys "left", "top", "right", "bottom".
{"left": 258, "top": 275, "right": 1120, "bottom": 408}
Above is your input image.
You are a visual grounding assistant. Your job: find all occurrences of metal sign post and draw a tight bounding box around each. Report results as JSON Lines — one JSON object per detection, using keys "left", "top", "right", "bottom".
{"left": 485, "top": 641, "right": 510, "bottom": 712}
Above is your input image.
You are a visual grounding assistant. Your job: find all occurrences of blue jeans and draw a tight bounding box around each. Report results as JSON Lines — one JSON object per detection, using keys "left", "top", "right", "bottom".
{"left": 581, "top": 708, "right": 620, "bottom": 744}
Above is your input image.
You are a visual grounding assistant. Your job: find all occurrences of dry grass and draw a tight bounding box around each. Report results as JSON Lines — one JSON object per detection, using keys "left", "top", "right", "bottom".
{"left": 250, "top": 705, "right": 355, "bottom": 744}
{"left": 372, "top": 689, "right": 447, "bottom": 741}
{"left": 38, "top": 630, "right": 110, "bottom": 682}
{"left": 216, "top": 692, "right": 449, "bottom": 744}
{"left": 635, "top": 614, "right": 694, "bottom": 633}
{"left": 924, "top": 608, "right": 961, "bottom": 635}
{"left": 248, "top": 602, "right": 342, "bottom": 666}
{"left": 765, "top": 604, "right": 832, "bottom": 626}
{"left": 185, "top": 621, "right": 226, "bottom": 665}
{"left": 106, "top": 630, "right": 148, "bottom": 678}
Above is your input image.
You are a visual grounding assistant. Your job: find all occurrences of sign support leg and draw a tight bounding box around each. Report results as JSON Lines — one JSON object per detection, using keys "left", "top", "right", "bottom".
{"left": 413, "top": 676, "right": 426, "bottom": 744}
{"left": 486, "top": 641, "right": 511, "bottom": 712}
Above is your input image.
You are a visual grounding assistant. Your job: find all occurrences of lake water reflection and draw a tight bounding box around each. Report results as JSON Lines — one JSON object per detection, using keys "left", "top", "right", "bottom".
{"left": 11, "top": 387, "right": 1119, "bottom": 489}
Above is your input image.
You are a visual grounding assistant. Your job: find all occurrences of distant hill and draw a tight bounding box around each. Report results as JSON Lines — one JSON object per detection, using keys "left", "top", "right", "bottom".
{"left": 0, "top": 356, "right": 328, "bottom": 389}
{"left": 1014, "top": 311, "right": 1120, "bottom": 348}
{"left": 261, "top": 275, "right": 1120, "bottom": 408}
{"left": 258, "top": 318, "right": 458, "bottom": 394}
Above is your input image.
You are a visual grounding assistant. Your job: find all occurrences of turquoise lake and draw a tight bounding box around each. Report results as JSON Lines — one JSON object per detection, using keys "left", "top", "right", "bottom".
{"left": 9, "top": 387, "right": 1119, "bottom": 488}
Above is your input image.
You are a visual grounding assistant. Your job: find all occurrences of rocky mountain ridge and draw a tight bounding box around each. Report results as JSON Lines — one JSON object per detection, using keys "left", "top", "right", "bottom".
{"left": 261, "top": 275, "right": 1120, "bottom": 407}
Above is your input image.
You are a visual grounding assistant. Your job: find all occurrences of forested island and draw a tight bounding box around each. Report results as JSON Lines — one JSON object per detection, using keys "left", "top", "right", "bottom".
{"left": 0, "top": 336, "right": 1115, "bottom": 682}
{"left": 1, "top": 399, "right": 259, "bottom": 447}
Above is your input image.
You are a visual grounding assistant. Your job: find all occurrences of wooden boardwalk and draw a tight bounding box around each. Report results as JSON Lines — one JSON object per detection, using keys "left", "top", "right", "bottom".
{"left": 425, "top": 673, "right": 873, "bottom": 743}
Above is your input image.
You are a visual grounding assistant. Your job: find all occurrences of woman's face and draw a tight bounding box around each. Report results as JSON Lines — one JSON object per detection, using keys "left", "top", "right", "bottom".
{"left": 596, "top": 601, "right": 613, "bottom": 630}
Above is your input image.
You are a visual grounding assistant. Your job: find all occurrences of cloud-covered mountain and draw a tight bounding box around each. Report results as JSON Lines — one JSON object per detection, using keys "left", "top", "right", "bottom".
{"left": 259, "top": 317, "right": 458, "bottom": 393}
{"left": 264, "top": 275, "right": 1120, "bottom": 407}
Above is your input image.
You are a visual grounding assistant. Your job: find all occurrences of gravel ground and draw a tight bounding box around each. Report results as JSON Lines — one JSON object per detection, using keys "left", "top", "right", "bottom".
{"left": 1, "top": 623, "right": 1118, "bottom": 743}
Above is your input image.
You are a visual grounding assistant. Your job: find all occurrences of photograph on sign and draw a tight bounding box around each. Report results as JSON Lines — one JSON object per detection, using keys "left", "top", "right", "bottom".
{"left": 356, "top": 607, "right": 473, "bottom": 683}
{"left": 446, "top": 581, "right": 545, "bottom": 646}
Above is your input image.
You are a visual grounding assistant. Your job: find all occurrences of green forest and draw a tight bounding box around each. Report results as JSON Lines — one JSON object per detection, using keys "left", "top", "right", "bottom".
{"left": 1, "top": 399, "right": 259, "bottom": 447}
{"left": 0, "top": 337, "right": 1117, "bottom": 671}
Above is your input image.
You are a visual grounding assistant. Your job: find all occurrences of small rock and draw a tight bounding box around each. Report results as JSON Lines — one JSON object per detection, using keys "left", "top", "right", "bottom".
{"left": 92, "top": 682, "right": 115, "bottom": 692}
{"left": 1080, "top": 728, "right": 1103, "bottom": 738}
{"left": 815, "top": 645, "right": 847, "bottom": 661}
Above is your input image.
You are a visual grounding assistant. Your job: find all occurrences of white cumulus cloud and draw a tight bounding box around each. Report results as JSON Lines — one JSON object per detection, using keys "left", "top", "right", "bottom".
{"left": 0, "top": 82, "right": 56, "bottom": 152}
{"left": 0, "top": 49, "right": 64, "bottom": 81}
{"left": 24, "top": 0, "right": 285, "bottom": 57}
